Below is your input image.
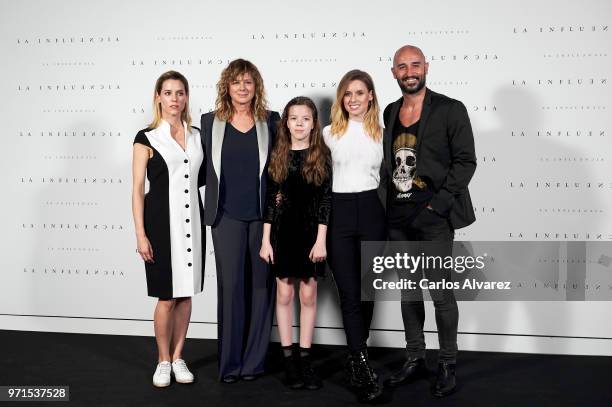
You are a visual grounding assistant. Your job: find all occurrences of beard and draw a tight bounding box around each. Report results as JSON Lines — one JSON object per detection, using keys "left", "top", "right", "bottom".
{"left": 397, "top": 75, "right": 426, "bottom": 94}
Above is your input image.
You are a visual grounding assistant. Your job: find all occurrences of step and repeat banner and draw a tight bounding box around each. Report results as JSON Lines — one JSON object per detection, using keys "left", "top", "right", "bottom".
{"left": 1, "top": 0, "right": 611, "bottom": 354}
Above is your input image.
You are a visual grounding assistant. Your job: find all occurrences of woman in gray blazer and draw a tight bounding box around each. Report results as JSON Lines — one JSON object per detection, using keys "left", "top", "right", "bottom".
{"left": 200, "top": 59, "right": 280, "bottom": 383}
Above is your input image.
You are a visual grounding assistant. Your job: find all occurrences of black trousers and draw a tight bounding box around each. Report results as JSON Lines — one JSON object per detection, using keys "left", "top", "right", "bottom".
{"left": 328, "top": 189, "right": 386, "bottom": 352}
{"left": 211, "top": 215, "right": 275, "bottom": 378}
{"left": 388, "top": 209, "right": 458, "bottom": 363}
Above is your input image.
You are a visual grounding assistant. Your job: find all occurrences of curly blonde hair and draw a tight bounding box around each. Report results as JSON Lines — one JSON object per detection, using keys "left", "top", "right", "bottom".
{"left": 215, "top": 59, "right": 269, "bottom": 122}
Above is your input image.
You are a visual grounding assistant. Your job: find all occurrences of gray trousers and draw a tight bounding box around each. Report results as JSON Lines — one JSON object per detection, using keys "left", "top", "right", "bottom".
{"left": 211, "top": 215, "right": 275, "bottom": 378}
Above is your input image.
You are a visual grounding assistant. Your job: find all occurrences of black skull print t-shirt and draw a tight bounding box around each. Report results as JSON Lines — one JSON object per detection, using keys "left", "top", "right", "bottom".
{"left": 388, "top": 118, "right": 433, "bottom": 228}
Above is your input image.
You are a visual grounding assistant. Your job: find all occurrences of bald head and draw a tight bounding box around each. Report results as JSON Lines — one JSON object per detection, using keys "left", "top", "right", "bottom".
{"left": 393, "top": 45, "right": 426, "bottom": 67}
{"left": 391, "top": 45, "right": 428, "bottom": 95}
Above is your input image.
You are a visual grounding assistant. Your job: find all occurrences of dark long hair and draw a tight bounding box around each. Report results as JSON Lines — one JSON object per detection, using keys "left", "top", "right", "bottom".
{"left": 269, "top": 96, "right": 330, "bottom": 186}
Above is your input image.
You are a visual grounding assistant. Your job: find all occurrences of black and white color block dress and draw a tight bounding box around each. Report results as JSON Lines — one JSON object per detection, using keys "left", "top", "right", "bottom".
{"left": 133, "top": 120, "right": 205, "bottom": 299}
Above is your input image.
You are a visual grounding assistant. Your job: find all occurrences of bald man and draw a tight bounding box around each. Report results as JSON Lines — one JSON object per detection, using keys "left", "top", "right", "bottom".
{"left": 379, "top": 45, "right": 476, "bottom": 397}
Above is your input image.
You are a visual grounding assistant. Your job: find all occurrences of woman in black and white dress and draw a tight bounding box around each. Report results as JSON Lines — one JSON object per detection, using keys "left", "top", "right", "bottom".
{"left": 132, "top": 71, "right": 204, "bottom": 388}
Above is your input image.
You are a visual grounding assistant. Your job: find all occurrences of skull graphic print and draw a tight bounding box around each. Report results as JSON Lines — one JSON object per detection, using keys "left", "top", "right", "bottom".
{"left": 392, "top": 132, "right": 426, "bottom": 197}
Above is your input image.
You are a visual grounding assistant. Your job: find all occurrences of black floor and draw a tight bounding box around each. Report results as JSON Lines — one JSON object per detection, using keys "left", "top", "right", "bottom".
{"left": 1, "top": 330, "right": 611, "bottom": 407}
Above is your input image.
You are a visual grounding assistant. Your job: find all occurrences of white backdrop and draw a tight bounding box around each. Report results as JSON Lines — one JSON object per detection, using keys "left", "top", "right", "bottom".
{"left": 1, "top": 0, "right": 611, "bottom": 355}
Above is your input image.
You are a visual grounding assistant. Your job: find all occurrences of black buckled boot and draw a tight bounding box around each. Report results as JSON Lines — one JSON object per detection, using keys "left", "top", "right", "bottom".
{"left": 345, "top": 354, "right": 364, "bottom": 388}
{"left": 352, "top": 350, "right": 383, "bottom": 403}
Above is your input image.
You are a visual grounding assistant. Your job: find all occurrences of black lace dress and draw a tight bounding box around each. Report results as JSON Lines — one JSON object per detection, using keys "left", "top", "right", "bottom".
{"left": 264, "top": 148, "right": 332, "bottom": 278}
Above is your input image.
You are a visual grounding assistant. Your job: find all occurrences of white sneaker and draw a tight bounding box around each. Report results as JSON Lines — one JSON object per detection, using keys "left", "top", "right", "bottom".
{"left": 153, "top": 361, "right": 172, "bottom": 387}
{"left": 172, "top": 359, "right": 194, "bottom": 384}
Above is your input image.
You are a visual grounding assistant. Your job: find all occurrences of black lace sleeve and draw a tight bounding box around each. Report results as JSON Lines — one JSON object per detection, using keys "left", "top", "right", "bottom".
{"left": 264, "top": 174, "right": 281, "bottom": 224}
{"left": 316, "top": 160, "right": 332, "bottom": 225}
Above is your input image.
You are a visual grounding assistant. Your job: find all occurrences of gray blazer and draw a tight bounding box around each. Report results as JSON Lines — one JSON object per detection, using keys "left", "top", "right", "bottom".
{"left": 199, "top": 110, "right": 280, "bottom": 226}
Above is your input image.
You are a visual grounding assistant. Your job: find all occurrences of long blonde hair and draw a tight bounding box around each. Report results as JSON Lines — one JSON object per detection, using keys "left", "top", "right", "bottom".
{"left": 148, "top": 70, "right": 192, "bottom": 129}
{"left": 330, "top": 69, "right": 382, "bottom": 140}
{"left": 215, "top": 59, "right": 269, "bottom": 122}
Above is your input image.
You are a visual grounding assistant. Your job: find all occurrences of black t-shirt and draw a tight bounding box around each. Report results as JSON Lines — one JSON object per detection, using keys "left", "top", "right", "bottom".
{"left": 219, "top": 123, "right": 260, "bottom": 221}
{"left": 388, "top": 118, "right": 432, "bottom": 228}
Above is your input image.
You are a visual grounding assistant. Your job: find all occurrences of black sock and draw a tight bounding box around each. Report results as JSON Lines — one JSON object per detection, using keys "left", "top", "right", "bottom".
{"left": 299, "top": 346, "right": 311, "bottom": 359}
{"left": 282, "top": 345, "right": 294, "bottom": 358}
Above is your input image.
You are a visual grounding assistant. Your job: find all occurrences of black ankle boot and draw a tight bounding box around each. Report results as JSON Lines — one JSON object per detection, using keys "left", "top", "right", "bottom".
{"left": 432, "top": 362, "right": 456, "bottom": 397}
{"left": 300, "top": 352, "right": 322, "bottom": 390}
{"left": 283, "top": 348, "right": 304, "bottom": 389}
{"left": 351, "top": 350, "right": 383, "bottom": 403}
{"left": 345, "top": 355, "right": 379, "bottom": 388}
{"left": 345, "top": 354, "right": 364, "bottom": 388}
{"left": 385, "top": 356, "right": 427, "bottom": 387}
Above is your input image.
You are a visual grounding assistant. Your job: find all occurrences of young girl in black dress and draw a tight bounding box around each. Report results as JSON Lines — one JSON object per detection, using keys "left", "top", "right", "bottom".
{"left": 259, "top": 96, "right": 331, "bottom": 390}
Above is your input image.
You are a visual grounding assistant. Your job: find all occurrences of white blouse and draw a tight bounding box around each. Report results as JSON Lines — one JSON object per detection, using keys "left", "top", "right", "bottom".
{"left": 323, "top": 120, "right": 383, "bottom": 193}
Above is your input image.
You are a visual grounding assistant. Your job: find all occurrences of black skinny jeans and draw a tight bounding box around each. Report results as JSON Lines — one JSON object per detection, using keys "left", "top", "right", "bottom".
{"left": 328, "top": 189, "right": 386, "bottom": 352}
{"left": 388, "top": 208, "right": 459, "bottom": 363}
